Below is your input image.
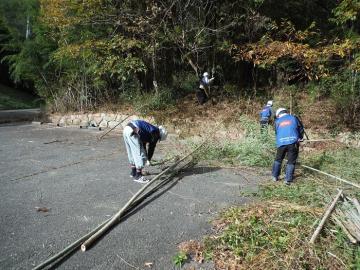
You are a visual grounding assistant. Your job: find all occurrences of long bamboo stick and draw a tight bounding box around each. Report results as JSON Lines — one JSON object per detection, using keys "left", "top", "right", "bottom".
{"left": 81, "top": 142, "right": 206, "bottom": 251}
{"left": 97, "top": 114, "right": 131, "bottom": 140}
{"left": 33, "top": 159, "right": 193, "bottom": 270}
{"left": 33, "top": 218, "right": 111, "bottom": 270}
{"left": 309, "top": 189, "right": 343, "bottom": 244}
{"left": 303, "top": 139, "right": 336, "bottom": 143}
{"left": 301, "top": 165, "right": 360, "bottom": 189}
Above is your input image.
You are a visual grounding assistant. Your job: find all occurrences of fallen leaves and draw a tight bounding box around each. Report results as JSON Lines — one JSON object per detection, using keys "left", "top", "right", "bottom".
{"left": 35, "top": 207, "right": 50, "bottom": 213}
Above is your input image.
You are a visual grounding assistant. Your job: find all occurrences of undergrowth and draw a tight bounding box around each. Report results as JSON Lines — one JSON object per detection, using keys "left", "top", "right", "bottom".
{"left": 196, "top": 115, "right": 275, "bottom": 167}
{"left": 198, "top": 177, "right": 360, "bottom": 269}
{"left": 0, "top": 84, "right": 39, "bottom": 110}
{"left": 181, "top": 117, "right": 360, "bottom": 269}
{"left": 304, "top": 148, "right": 360, "bottom": 184}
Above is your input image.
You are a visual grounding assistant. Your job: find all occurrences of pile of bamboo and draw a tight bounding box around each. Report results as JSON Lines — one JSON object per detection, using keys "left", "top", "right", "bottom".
{"left": 333, "top": 196, "right": 360, "bottom": 244}
{"left": 309, "top": 189, "right": 360, "bottom": 245}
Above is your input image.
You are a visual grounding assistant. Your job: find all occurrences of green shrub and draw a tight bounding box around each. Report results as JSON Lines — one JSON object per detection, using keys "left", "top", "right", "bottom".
{"left": 135, "top": 87, "right": 176, "bottom": 114}
{"left": 173, "top": 72, "right": 198, "bottom": 94}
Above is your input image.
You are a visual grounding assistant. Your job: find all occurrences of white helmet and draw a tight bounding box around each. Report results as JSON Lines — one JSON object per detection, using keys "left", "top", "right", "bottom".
{"left": 276, "top": 108, "right": 288, "bottom": 118}
{"left": 203, "top": 72, "right": 209, "bottom": 77}
{"left": 266, "top": 100, "right": 273, "bottom": 106}
{"left": 159, "top": 126, "right": 168, "bottom": 141}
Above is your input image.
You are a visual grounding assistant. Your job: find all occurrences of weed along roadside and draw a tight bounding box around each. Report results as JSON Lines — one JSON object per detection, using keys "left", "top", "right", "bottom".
{"left": 174, "top": 116, "right": 360, "bottom": 269}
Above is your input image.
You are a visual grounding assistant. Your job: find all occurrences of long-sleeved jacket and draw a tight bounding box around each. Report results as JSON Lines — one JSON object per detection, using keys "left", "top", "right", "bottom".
{"left": 131, "top": 120, "right": 160, "bottom": 160}
{"left": 259, "top": 105, "right": 273, "bottom": 120}
{"left": 274, "top": 114, "right": 304, "bottom": 147}
{"left": 199, "top": 75, "right": 214, "bottom": 90}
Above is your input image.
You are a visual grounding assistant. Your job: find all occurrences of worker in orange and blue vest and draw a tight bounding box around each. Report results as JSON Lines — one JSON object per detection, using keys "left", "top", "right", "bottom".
{"left": 259, "top": 100, "right": 274, "bottom": 130}
{"left": 272, "top": 108, "right": 304, "bottom": 185}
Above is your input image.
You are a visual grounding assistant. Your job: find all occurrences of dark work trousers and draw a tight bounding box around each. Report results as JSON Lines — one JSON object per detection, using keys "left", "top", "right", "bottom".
{"left": 275, "top": 143, "right": 299, "bottom": 164}
{"left": 196, "top": 88, "right": 208, "bottom": 105}
{"left": 260, "top": 119, "right": 269, "bottom": 128}
{"left": 260, "top": 119, "right": 269, "bottom": 134}
{"left": 272, "top": 142, "right": 299, "bottom": 182}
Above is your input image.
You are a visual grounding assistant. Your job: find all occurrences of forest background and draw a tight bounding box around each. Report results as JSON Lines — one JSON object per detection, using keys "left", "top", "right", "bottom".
{"left": 0, "top": 0, "right": 359, "bottom": 127}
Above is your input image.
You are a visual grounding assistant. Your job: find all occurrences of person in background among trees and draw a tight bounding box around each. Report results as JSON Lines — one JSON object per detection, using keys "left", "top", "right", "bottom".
{"left": 197, "top": 71, "right": 215, "bottom": 105}
{"left": 259, "top": 100, "right": 274, "bottom": 131}
{"left": 123, "top": 120, "right": 168, "bottom": 183}
{"left": 272, "top": 108, "right": 304, "bottom": 185}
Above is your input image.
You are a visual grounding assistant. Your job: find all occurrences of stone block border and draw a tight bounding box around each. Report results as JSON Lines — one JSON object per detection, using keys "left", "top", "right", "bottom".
{"left": 49, "top": 113, "right": 155, "bottom": 130}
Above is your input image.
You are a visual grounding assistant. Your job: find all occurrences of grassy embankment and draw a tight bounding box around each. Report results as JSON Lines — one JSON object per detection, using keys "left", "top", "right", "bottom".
{"left": 0, "top": 83, "right": 39, "bottom": 110}
{"left": 174, "top": 114, "right": 360, "bottom": 269}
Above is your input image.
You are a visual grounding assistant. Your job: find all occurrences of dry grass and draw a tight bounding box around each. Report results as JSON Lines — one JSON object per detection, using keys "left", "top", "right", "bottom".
{"left": 204, "top": 201, "right": 352, "bottom": 270}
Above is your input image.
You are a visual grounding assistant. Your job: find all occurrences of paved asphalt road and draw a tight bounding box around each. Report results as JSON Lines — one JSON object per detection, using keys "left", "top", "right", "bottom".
{"left": 0, "top": 123, "right": 266, "bottom": 270}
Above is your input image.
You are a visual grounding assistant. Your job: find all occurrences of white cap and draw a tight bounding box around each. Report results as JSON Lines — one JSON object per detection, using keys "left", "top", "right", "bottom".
{"left": 203, "top": 72, "right": 209, "bottom": 77}
{"left": 159, "top": 126, "right": 168, "bottom": 141}
{"left": 276, "top": 108, "right": 288, "bottom": 118}
{"left": 267, "top": 100, "right": 273, "bottom": 106}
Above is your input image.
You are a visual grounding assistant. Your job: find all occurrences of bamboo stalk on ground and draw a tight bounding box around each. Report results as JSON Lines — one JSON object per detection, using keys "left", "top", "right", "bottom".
{"left": 81, "top": 142, "right": 207, "bottom": 251}
{"left": 33, "top": 218, "right": 111, "bottom": 270}
{"left": 303, "top": 139, "right": 336, "bottom": 143}
{"left": 301, "top": 165, "right": 360, "bottom": 189}
{"left": 97, "top": 114, "right": 131, "bottom": 140}
{"left": 33, "top": 159, "right": 193, "bottom": 270}
{"left": 309, "top": 189, "right": 343, "bottom": 244}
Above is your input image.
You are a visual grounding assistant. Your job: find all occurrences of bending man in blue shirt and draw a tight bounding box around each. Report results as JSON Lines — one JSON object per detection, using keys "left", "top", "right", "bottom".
{"left": 272, "top": 108, "right": 304, "bottom": 185}
{"left": 123, "top": 120, "right": 167, "bottom": 183}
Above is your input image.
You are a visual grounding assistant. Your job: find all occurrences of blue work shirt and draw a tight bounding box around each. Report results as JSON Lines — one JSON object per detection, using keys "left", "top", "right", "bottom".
{"left": 275, "top": 114, "right": 304, "bottom": 147}
{"left": 131, "top": 120, "right": 160, "bottom": 144}
{"left": 131, "top": 120, "right": 160, "bottom": 160}
{"left": 260, "top": 105, "right": 272, "bottom": 120}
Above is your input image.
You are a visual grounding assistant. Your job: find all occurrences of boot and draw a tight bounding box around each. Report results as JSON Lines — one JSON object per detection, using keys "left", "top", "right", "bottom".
{"left": 272, "top": 161, "right": 282, "bottom": 181}
{"left": 285, "top": 164, "right": 295, "bottom": 184}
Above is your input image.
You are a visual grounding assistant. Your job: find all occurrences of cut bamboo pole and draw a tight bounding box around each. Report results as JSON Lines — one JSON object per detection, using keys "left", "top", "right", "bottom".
{"left": 301, "top": 165, "right": 360, "bottom": 189}
{"left": 81, "top": 142, "right": 206, "bottom": 251}
{"left": 332, "top": 214, "right": 357, "bottom": 244}
{"left": 97, "top": 114, "right": 131, "bottom": 140}
{"left": 33, "top": 218, "right": 110, "bottom": 270}
{"left": 303, "top": 139, "right": 336, "bottom": 143}
{"left": 33, "top": 159, "right": 193, "bottom": 270}
{"left": 309, "top": 189, "right": 343, "bottom": 244}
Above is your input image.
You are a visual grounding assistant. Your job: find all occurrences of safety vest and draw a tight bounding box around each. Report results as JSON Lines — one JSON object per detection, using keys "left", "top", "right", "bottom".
{"left": 260, "top": 105, "right": 272, "bottom": 120}
{"left": 275, "top": 114, "right": 302, "bottom": 147}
